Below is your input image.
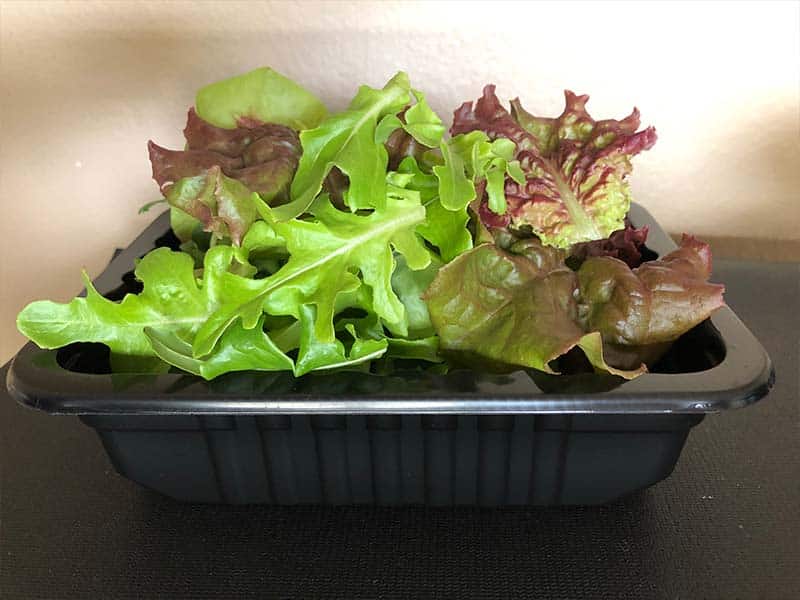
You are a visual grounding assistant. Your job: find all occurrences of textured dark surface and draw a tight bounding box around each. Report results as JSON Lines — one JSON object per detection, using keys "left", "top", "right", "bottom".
{"left": 1, "top": 259, "right": 799, "bottom": 600}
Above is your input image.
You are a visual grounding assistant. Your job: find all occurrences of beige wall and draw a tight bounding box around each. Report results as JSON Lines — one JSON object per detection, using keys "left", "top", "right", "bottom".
{"left": 1, "top": 0, "right": 799, "bottom": 363}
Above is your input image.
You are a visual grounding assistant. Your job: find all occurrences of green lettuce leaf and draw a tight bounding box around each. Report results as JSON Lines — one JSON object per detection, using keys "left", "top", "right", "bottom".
{"left": 272, "top": 72, "right": 412, "bottom": 220}
{"left": 17, "top": 248, "right": 220, "bottom": 357}
{"left": 169, "top": 207, "right": 202, "bottom": 243}
{"left": 240, "top": 219, "right": 288, "bottom": 276}
{"left": 395, "top": 131, "right": 521, "bottom": 262}
{"left": 331, "top": 291, "right": 441, "bottom": 364}
{"left": 422, "top": 199, "right": 474, "bottom": 263}
{"left": 145, "top": 317, "right": 292, "bottom": 380}
{"left": 402, "top": 90, "right": 446, "bottom": 147}
{"left": 391, "top": 253, "right": 442, "bottom": 338}
{"left": 434, "top": 141, "right": 475, "bottom": 211}
{"left": 396, "top": 157, "right": 471, "bottom": 262}
{"left": 446, "top": 131, "right": 525, "bottom": 215}
{"left": 16, "top": 244, "right": 285, "bottom": 374}
{"left": 191, "top": 192, "right": 429, "bottom": 358}
{"left": 195, "top": 67, "right": 327, "bottom": 130}
{"left": 294, "top": 304, "right": 388, "bottom": 376}
{"left": 338, "top": 309, "right": 441, "bottom": 364}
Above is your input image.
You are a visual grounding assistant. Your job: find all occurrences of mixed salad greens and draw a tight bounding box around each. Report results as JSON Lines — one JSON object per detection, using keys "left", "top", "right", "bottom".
{"left": 16, "top": 68, "right": 725, "bottom": 380}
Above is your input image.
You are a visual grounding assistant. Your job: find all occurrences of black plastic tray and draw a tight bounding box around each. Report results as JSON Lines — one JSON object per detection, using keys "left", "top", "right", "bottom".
{"left": 5, "top": 204, "right": 774, "bottom": 505}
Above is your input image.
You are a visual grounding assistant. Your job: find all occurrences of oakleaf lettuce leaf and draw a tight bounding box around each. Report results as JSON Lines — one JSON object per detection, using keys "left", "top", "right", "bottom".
{"left": 433, "top": 131, "right": 524, "bottom": 213}
{"left": 195, "top": 67, "right": 327, "bottom": 130}
{"left": 191, "top": 192, "right": 430, "bottom": 358}
{"left": 293, "top": 304, "right": 388, "bottom": 376}
{"left": 331, "top": 286, "right": 442, "bottom": 366}
{"left": 402, "top": 90, "right": 446, "bottom": 147}
{"left": 145, "top": 317, "right": 292, "bottom": 380}
{"left": 272, "top": 72, "right": 412, "bottom": 220}
{"left": 16, "top": 246, "right": 260, "bottom": 358}
{"left": 433, "top": 140, "right": 475, "bottom": 211}
{"left": 445, "top": 131, "right": 525, "bottom": 215}
{"left": 397, "top": 157, "right": 472, "bottom": 262}
{"left": 394, "top": 131, "right": 522, "bottom": 263}
{"left": 452, "top": 85, "right": 656, "bottom": 248}
{"left": 383, "top": 90, "right": 444, "bottom": 171}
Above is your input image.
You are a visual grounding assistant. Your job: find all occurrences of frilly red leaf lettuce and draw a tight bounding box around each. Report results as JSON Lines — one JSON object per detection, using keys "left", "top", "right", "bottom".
{"left": 452, "top": 85, "right": 656, "bottom": 248}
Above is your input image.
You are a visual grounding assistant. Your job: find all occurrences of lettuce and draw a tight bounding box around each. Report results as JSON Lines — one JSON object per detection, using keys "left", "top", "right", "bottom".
{"left": 578, "top": 235, "right": 725, "bottom": 346}
{"left": 149, "top": 110, "right": 301, "bottom": 200}
{"left": 148, "top": 106, "right": 302, "bottom": 245}
{"left": 397, "top": 157, "right": 472, "bottom": 262}
{"left": 191, "top": 192, "right": 430, "bottom": 361}
{"left": 195, "top": 67, "right": 327, "bottom": 130}
{"left": 383, "top": 92, "right": 445, "bottom": 170}
{"left": 392, "top": 131, "right": 523, "bottom": 262}
{"left": 20, "top": 70, "right": 457, "bottom": 378}
{"left": 272, "top": 72, "right": 413, "bottom": 220}
{"left": 424, "top": 243, "right": 644, "bottom": 377}
{"left": 424, "top": 236, "right": 723, "bottom": 376}
{"left": 161, "top": 166, "right": 257, "bottom": 246}
{"left": 401, "top": 90, "right": 446, "bottom": 147}
{"left": 16, "top": 247, "right": 289, "bottom": 367}
{"left": 452, "top": 85, "right": 656, "bottom": 248}
{"left": 17, "top": 68, "right": 724, "bottom": 381}
{"left": 569, "top": 219, "right": 649, "bottom": 268}
{"left": 145, "top": 318, "right": 293, "bottom": 380}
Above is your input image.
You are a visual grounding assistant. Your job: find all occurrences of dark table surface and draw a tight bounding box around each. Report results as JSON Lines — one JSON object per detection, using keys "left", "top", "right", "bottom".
{"left": 1, "top": 259, "right": 799, "bottom": 600}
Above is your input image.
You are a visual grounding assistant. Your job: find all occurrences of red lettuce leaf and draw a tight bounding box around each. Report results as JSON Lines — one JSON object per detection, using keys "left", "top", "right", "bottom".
{"left": 184, "top": 108, "right": 300, "bottom": 160}
{"left": 424, "top": 233, "right": 723, "bottom": 377}
{"left": 162, "top": 165, "right": 257, "bottom": 246}
{"left": 570, "top": 219, "right": 649, "bottom": 268}
{"left": 452, "top": 85, "right": 656, "bottom": 248}
{"left": 147, "top": 142, "right": 242, "bottom": 191}
{"left": 423, "top": 242, "right": 644, "bottom": 378}
{"left": 384, "top": 109, "right": 428, "bottom": 171}
{"left": 577, "top": 235, "right": 725, "bottom": 346}
{"left": 149, "top": 108, "right": 301, "bottom": 201}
